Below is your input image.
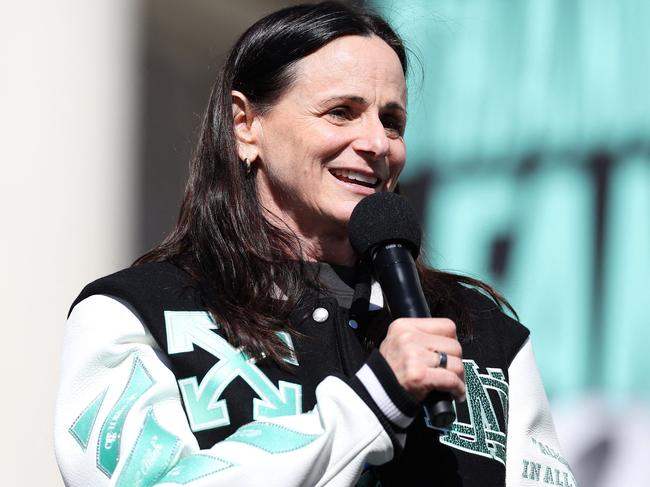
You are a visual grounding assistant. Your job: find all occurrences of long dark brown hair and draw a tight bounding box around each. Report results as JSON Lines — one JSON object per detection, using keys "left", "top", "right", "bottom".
{"left": 136, "top": 1, "right": 514, "bottom": 364}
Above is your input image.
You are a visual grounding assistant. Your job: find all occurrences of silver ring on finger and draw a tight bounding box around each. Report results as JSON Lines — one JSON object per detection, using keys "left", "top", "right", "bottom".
{"left": 437, "top": 351, "right": 448, "bottom": 369}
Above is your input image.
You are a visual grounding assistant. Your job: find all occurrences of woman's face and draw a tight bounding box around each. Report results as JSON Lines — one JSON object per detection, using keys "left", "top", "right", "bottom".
{"left": 244, "top": 35, "right": 407, "bottom": 244}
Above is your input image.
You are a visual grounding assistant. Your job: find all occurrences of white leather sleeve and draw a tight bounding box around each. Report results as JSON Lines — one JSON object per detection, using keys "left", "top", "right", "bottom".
{"left": 54, "top": 295, "right": 394, "bottom": 487}
{"left": 505, "top": 338, "right": 578, "bottom": 486}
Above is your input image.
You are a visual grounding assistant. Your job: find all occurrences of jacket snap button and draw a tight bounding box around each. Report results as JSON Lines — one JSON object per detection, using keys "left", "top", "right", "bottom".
{"left": 312, "top": 307, "right": 329, "bottom": 323}
{"left": 348, "top": 319, "right": 358, "bottom": 329}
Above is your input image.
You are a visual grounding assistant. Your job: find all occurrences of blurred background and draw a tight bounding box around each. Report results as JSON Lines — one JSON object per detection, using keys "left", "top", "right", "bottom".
{"left": 2, "top": 0, "right": 648, "bottom": 485}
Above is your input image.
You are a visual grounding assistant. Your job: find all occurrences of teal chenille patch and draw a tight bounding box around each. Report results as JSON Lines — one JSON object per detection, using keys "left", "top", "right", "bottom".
{"left": 114, "top": 408, "right": 181, "bottom": 487}
{"left": 97, "top": 356, "right": 155, "bottom": 477}
{"left": 159, "top": 455, "right": 234, "bottom": 485}
{"left": 165, "top": 310, "right": 302, "bottom": 432}
{"left": 69, "top": 388, "right": 108, "bottom": 450}
{"left": 276, "top": 331, "right": 299, "bottom": 366}
{"left": 224, "top": 422, "right": 319, "bottom": 454}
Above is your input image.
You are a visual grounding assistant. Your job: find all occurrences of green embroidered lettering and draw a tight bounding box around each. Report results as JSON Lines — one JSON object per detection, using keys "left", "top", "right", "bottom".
{"left": 484, "top": 368, "right": 509, "bottom": 425}
{"left": 528, "top": 462, "right": 541, "bottom": 481}
{"left": 540, "top": 442, "right": 550, "bottom": 456}
{"left": 563, "top": 471, "right": 574, "bottom": 487}
{"left": 531, "top": 436, "right": 577, "bottom": 484}
{"left": 437, "top": 360, "right": 507, "bottom": 465}
{"left": 543, "top": 466, "right": 555, "bottom": 484}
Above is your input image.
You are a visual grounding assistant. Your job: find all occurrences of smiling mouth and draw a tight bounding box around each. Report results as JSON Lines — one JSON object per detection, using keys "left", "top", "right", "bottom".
{"left": 330, "top": 169, "right": 381, "bottom": 189}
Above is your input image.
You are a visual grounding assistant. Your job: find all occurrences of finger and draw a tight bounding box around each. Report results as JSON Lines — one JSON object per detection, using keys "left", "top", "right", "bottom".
{"left": 393, "top": 317, "right": 457, "bottom": 338}
{"left": 413, "top": 335, "right": 463, "bottom": 359}
{"left": 390, "top": 361, "right": 466, "bottom": 401}
{"left": 405, "top": 350, "right": 465, "bottom": 384}
{"left": 411, "top": 317, "right": 457, "bottom": 337}
{"left": 424, "top": 367, "right": 466, "bottom": 399}
{"left": 427, "top": 352, "right": 465, "bottom": 381}
{"left": 381, "top": 347, "right": 466, "bottom": 401}
{"left": 435, "top": 350, "right": 448, "bottom": 369}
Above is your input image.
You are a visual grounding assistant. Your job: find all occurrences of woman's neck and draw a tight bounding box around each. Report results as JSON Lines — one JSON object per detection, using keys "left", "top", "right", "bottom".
{"left": 262, "top": 209, "right": 357, "bottom": 265}
{"left": 301, "top": 234, "right": 356, "bottom": 266}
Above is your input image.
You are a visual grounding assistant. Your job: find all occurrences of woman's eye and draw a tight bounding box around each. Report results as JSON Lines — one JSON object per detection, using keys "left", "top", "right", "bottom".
{"left": 327, "top": 106, "right": 352, "bottom": 119}
{"left": 382, "top": 116, "right": 405, "bottom": 136}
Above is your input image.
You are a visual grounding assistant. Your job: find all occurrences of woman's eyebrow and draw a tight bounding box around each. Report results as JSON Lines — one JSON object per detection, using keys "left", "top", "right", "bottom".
{"left": 320, "top": 95, "right": 368, "bottom": 105}
{"left": 320, "top": 95, "right": 406, "bottom": 114}
{"left": 384, "top": 101, "right": 407, "bottom": 115}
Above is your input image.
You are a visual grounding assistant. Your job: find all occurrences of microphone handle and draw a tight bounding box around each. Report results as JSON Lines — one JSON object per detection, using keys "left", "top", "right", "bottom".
{"left": 372, "top": 244, "right": 456, "bottom": 428}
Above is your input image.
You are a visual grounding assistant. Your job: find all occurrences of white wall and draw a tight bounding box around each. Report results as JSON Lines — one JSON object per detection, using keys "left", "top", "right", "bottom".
{"left": 0, "top": 1, "right": 138, "bottom": 484}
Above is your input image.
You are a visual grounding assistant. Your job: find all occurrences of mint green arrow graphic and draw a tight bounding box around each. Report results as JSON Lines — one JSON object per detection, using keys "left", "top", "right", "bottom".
{"left": 165, "top": 311, "right": 302, "bottom": 432}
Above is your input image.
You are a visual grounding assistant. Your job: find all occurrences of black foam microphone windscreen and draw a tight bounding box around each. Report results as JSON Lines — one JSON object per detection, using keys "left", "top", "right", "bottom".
{"left": 349, "top": 192, "right": 456, "bottom": 428}
{"left": 348, "top": 192, "right": 421, "bottom": 259}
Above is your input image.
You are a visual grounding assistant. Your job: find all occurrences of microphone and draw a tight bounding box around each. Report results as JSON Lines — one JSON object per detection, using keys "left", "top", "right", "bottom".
{"left": 349, "top": 192, "right": 456, "bottom": 428}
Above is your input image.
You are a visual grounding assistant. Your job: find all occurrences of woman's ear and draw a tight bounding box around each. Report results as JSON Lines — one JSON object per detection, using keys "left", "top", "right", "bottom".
{"left": 232, "top": 90, "right": 259, "bottom": 162}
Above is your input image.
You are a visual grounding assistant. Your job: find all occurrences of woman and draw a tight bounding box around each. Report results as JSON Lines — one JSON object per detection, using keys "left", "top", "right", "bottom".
{"left": 55, "top": 2, "right": 574, "bottom": 486}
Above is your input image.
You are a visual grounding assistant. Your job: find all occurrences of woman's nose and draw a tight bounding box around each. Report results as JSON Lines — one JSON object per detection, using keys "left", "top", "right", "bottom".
{"left": 352, "top": 115, "right": 391, "bottom": 158}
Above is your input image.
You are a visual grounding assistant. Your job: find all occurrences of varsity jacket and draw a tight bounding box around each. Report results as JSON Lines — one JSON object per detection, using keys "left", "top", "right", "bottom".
{"left": 54, "top": 261, "right": 576, "bottom": 486}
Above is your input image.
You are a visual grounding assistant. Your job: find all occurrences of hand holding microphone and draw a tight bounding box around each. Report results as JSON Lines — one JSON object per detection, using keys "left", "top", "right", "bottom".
{"left": 349, "top": 192, "right": 465, "bottom": 428}
{"left": 378, "top": 317, "right": 465, "bottom": 404}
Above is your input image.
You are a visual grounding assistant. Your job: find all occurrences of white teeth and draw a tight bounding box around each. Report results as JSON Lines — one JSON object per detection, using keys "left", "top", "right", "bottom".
{"left": 332, "top": 169, "right": 378, "bottom": 185}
